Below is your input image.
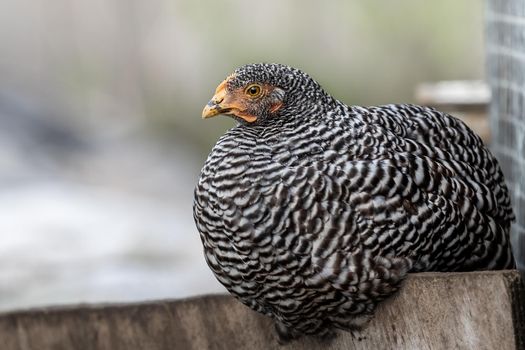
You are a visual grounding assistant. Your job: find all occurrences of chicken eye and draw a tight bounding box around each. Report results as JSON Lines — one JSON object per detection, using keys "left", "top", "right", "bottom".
{"left": 245, "top": 84, "right": 262, "bottom": 98}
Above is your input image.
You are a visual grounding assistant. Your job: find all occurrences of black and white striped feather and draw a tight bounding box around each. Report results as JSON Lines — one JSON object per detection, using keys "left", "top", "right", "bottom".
{"left": 193, "top": 63, "right": 515, "bottom": 341}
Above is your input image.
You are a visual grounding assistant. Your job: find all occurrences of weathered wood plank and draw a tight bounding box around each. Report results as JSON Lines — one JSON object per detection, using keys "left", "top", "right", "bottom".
{"left": 0, "top": 271, "right": 523, "bottom": 350}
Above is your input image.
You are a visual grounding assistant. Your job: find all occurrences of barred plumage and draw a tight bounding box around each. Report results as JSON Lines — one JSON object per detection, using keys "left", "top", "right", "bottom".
{"left": 193, "top": 63, "right": 515, "bottom": 342}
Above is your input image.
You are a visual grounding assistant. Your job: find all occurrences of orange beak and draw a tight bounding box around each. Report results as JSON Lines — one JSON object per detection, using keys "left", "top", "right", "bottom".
{"left": 202, "top": 79, "right": 229, "bottom": 119}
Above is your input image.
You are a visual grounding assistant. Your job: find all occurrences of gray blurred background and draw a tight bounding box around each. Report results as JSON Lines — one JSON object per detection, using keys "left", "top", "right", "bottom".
{"left": 0, "top": 0, "right": 486, "bottom": 311}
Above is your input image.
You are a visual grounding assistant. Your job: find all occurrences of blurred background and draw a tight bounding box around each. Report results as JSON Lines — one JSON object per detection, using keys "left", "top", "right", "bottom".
{"left": 0, "top": 0, "right": 486, "bottom": 311}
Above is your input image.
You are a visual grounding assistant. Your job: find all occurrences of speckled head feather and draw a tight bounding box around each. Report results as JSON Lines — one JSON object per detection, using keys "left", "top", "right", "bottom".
{"left": 229, "top": 63, "right": 321, "bottom": 92}
{"left": 203, "top": 63, "right": 336, "bottom": 125}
